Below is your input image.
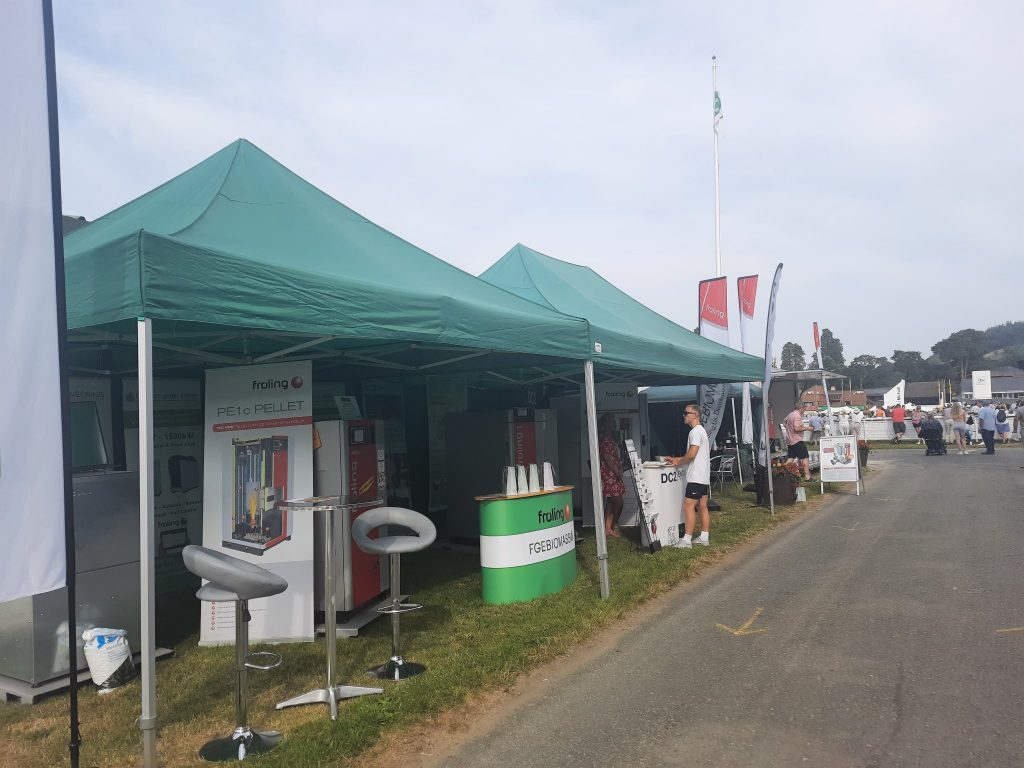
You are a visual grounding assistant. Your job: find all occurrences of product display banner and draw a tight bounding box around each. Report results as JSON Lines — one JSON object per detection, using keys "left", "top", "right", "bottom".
{"left": 820, "top": 436, "right": 860, "bottom": 483}
{"left": 697, "top": 276, "right": 730, "bottom": 445}
{"left": 200, "top": 361, "right": 315, "bottom": 644}
{"left": 0, "top": 1, "right": 67, "bottom": 603}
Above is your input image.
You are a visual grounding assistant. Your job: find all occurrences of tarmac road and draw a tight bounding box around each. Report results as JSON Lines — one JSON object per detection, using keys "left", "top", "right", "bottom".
{"left": 439, "top": 447, "right": 1024, "bottom": 768}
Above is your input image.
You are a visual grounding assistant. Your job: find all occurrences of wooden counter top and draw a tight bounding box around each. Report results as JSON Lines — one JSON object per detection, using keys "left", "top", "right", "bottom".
{"left": 474, "top": 485, "right": 575, "bottom": 502}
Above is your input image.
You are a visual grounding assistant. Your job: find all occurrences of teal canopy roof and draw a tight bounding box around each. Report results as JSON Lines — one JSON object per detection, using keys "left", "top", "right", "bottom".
{"left": 63, "top": 140, "right": 592, "bottom": 375}
{"left": 480, "top": 244, "right": 764, "bottom": 384}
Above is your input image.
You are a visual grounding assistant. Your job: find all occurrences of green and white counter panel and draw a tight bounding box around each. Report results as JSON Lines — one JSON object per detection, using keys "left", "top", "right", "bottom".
{"left": 475, "top": 486, "right": 576, "bottom": 604}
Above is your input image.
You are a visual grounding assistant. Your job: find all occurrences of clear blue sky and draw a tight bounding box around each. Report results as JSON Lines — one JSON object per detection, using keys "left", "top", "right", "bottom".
{"left": 54, "top": 2, "right": 1023, "bottom": 363}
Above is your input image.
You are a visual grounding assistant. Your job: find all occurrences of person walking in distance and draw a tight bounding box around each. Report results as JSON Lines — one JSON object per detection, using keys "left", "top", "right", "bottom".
{"left": 942, "top": 402, "right": 955, "bottom": 444}
{"left": 783, "top": 406, "right": 812, "bottom": 481}
{"left": 911, "top": 406, "right": 924, "bottom": 445}
{"left": 808, "top": 411, "right": 824, "bottom": 444}
{"left": 951, "top": 401, "right": 971, "bottom": 455}
{"left": 977, "top": 401, "right": 998, "bottom": 455}
{"left": 995, "top": 403, "right": 1011, "bottom": 444}
{"left": 891, "top": 402, "right": 907, "bottom": 444}
{"left": 670, "top": 405, "right": 711, "bottom": 548}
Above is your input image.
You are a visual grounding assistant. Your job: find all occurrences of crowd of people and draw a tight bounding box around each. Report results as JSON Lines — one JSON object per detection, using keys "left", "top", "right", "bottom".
{"left": 878, "top": 400, "right": 1023, "bottom": 454}
{"left": 597, "top": 397, "right": 1023, "bottom": 549}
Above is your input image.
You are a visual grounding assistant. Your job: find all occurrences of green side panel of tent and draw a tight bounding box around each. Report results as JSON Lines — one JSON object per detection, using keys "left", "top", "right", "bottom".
{"left": 480, "top": 244, "right": 764, "bottom": 383}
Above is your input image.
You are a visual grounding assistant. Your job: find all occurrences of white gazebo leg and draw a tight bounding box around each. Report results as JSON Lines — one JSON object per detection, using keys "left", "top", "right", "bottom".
{"left": 138, "top": 318, "right": 158, "bottom": 766}
{"left": 584, "top": 361, "right": 610, "bottom": 599}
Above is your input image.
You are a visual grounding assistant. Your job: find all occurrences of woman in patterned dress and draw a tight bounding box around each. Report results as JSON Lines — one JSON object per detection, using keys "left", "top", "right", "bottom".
{"left": 598, "top": 413, "right": 625, "bottom": 538}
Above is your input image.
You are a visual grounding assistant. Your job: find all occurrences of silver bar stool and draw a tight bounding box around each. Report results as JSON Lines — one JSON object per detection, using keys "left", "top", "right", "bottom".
{"left": 352, "top": 506, "right": 437, "bottom": 681}
{"left": 183, "top": 545, "right": 288, "bottom": 762}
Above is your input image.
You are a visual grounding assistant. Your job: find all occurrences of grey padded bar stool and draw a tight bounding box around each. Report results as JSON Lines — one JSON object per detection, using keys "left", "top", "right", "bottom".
{"left": 352, "top": 507, "right": 436, "bottom": 680}
{"left": 183, "top": 545, "right": 288, "bottom": 762}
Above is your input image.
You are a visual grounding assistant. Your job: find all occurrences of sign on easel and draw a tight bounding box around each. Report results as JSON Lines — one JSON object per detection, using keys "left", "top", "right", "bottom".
{"left": 819, "top": 435, "right": 862, "bottom": 495}
{"left": 624, "top": 439, "right": 661, "bottom": 552}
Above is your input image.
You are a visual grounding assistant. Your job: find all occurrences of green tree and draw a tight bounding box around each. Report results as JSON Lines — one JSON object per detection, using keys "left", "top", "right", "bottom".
{"left": 847, "top": 354, "right": 894, "bottom": 389}
{"left": 780, "top": 342, "right": 807, "bottom": 371}
{"left": 932, "top": 329, "right": 987, "bottom": 381}
{"left": 819, "top": 328, "right": 845, "bottom": 372}
{"left": 891, "top": 350, "right": 927, "bottom": 382}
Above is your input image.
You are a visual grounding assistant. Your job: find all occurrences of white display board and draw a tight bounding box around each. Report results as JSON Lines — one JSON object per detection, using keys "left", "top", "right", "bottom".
{"left": 200, "top": 361, "right": 315, "bottom": 644}
{"left": 819, "top": 435, "right": 861, "bottom": 486}
{"left": 124, "top": 378, "right": 204, "bottom": 593}
{"left": 971, "top": 370, "right": 992, "bottom": 400}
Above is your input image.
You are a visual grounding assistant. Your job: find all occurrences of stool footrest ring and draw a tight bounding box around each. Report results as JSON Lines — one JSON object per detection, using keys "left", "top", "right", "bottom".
{"left": 377, "top": 602, "right": 422, "bottom": 615}
{"left": 244, "top": 651, "right": 283, "bottom": 671}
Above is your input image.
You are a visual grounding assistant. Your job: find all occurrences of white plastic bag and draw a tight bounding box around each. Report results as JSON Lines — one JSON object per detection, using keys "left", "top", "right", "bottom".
{"left": 82, "top": 628, "right": 135, "bottom": 693}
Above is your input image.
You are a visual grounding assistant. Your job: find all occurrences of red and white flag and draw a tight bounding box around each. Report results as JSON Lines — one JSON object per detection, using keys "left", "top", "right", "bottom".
{"left": 697, "top": 277, "right": 730, "bottom": 445}
{"left": 737, "top": 275, "right": 759, "bottom": 445}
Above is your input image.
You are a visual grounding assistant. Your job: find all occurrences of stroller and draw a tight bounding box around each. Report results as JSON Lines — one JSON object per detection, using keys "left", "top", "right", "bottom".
{"left": 919, "top": 417, "right": 946, "bottom": 455}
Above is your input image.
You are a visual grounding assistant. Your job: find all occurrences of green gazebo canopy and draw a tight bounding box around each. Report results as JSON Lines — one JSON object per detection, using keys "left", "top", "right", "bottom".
{"left": 480, "top": 244, "right": 763, "bottom": 384}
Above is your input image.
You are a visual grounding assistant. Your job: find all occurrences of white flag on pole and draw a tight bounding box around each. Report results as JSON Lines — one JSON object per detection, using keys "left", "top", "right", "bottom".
{"left": 737, "top": 275, "right": 759, "bottom": 445}
{"left": 761, "top": 265, "right": 784, "bottom": 467}
{"left": 0, "top": 0, "right": 68, "bottom": 602}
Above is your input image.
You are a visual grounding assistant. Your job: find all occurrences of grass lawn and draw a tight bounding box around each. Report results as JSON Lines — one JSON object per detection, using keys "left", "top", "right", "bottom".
{"left": 0, "top": 482, "right": 833, "bottom": 767}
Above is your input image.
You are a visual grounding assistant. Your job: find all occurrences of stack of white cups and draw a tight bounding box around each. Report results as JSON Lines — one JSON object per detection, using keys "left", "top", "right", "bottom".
{"left": 527, "top": 464, "right": 540, "bottom": 493}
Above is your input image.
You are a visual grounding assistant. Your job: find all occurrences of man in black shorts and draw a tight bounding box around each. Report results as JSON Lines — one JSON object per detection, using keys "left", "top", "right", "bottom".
{"left": 670, "top": 405, "right": 711, "bottom": 548}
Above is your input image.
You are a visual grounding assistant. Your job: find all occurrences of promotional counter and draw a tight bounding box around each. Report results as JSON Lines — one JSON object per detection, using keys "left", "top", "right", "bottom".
{"left": 639, "top": 463, "right": 684, "bottom": 547}
{"left": 475, "top": 486, "right": 576, "bottom": 604}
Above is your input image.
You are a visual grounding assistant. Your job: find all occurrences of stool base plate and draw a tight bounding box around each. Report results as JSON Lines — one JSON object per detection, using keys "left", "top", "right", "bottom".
{"left": 275, "top": 684, "right": 383, "bottom": 720}
{"left": 367, "top": 657, "right": 426, "bottom": 681}
{"left": 199, "top": 728, "right": 281, "bottom": 762}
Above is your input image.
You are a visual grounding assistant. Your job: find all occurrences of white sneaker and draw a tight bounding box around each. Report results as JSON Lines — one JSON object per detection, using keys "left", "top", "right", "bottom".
{"left": 694, "top": 536, "right": 709, "bottom": 546}
{"left": 676, "top": 539, "right": 692, "bottom": 549}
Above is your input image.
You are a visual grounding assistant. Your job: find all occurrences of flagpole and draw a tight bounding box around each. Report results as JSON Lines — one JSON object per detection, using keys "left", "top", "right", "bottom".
{"left": 712, "top": 55, "right": 722, "bottom": 278}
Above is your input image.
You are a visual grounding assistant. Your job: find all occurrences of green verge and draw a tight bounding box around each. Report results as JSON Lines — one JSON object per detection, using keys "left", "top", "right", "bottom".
{"left": 0, "top": 484, "right": 819, "bottom": 768}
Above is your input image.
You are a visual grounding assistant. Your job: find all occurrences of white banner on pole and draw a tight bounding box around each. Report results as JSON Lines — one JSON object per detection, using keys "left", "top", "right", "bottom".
{"left": 813, "top": 322, "right": 834, "bottom": 426}
{"left": 0, "top": 0, "right": 67, "bottom": 603}
{"left": 971, "top": 370, "right": 992, "bottom": 400}
{"left": 883, "top": 380, "right": 905, "bottom": 408}
{"left": 697, "top": 276, "right": 730, "bottom": 445}
{"left": 200, "top": 361, "right": 315, "bottom": 644}
{"left": 761, "top": 265, "right": 784, "bottom": 467}
{"left": 737, "top": 275, "right": 758, "bottom": 445}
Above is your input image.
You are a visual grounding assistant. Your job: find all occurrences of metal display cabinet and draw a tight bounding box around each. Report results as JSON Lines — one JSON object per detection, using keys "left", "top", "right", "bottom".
{"left": 0, "top": 471, "right": 141, "bottom": 688}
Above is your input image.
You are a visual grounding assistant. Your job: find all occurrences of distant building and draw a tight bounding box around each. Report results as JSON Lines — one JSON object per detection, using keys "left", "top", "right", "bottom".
{"left": 799, "top": 383, "right": 866, "bottom": 408}
{"left": 960, "top": 366, "right": 1024, "bottom": 401}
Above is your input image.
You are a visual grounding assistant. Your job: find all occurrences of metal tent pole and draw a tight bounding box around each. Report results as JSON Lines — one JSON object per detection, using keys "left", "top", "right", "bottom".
{"left": 138, "top": 318, "right": 158, "bottom": 767}
{"left": 730, "top": 397, "right": 743, "bottom": 484}
{"left": 583, "top": 361, "right": 610, "bottom": 598}
{"left": 761, "top": 390, "right": 775, "bottom": 516}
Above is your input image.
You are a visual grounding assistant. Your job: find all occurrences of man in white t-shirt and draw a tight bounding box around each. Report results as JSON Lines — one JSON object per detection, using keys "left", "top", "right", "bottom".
{"left": 670, "top": 404, "right": 711, "bottom": 548}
